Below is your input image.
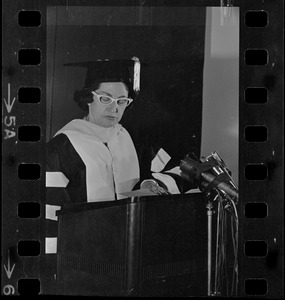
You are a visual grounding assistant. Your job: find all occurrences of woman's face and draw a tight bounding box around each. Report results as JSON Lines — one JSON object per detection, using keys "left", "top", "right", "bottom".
{"left": 88, "top": 82, "right": 129, "bottom": 128}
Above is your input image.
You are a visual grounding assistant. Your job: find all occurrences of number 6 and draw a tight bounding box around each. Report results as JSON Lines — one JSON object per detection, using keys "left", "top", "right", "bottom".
{"left": 3, "top": 284, "right": 15, "bottom": 295}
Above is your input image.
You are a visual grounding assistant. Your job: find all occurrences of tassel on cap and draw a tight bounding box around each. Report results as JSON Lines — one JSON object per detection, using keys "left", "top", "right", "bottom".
{"left": 132, "top": 56, "right": 140, "bottom": 93}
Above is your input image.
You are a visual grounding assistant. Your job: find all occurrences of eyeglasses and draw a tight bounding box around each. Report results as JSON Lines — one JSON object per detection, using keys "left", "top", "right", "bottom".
{"left": 92, "top": 91, "right": 133, "bottom": 107}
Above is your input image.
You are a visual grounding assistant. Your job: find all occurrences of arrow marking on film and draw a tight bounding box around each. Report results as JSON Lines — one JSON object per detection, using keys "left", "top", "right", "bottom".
{"left": 3, "top": 250, "right": 15, "bottom": 279}
{"left": 3, "top": 83, "right": 16, "bottom": 114}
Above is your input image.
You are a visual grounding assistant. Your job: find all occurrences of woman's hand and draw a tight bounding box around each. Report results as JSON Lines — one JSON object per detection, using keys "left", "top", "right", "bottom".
{"left": 140, "top": 179, "right": 170, "bottom": 195}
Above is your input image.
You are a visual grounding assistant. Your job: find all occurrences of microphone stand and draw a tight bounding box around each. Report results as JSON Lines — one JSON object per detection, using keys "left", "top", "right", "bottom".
{"left": 206, "top": 199, "right": 214, "bottom": 296}
{"left": 204, "top": 190, "right": 220, "bottom": 297}
{"left": 180, "top": 154, "right": 238, "bottom": 296}
{"left": 181, "top": 171, "right": 217, "bottom": 296}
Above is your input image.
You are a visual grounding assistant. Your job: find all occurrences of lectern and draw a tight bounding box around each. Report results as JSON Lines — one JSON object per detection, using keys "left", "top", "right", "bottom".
{"left": 56, "top": 193, "right": 209, "bottom": 296}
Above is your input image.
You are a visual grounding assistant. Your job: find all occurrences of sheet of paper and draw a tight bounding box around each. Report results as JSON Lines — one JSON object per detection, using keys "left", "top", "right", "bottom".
{"left": 119, "top": 188, "right": 156, "bottom": 197}
{"left": 185, "top": 188, "right": 201, "bottom": 194}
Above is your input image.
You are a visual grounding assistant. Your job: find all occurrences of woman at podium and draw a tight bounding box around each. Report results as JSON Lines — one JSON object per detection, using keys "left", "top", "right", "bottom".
{"left": 44, "top": 57, "right": 182, "bottom": 293}
{"left": 46, "top": 58, "right": 142, "bottom": 204}
{"left": 46, "top": 57, "right": 174, "bottom": 210}
{"left": 43, "top": 55, "right": 200, "bottom": 295}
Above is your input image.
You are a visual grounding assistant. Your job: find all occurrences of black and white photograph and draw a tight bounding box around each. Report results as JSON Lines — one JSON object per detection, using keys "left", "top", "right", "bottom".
{"left": 2, "top": 0, "right": 283, "bottom": 297}
{"left": 44, "top": 4, "right": 239, "bottom": 296}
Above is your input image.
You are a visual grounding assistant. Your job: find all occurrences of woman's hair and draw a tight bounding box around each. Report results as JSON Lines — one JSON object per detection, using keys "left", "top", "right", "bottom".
{"left": 74, "top": 80, "right": 135, "bottom": 112}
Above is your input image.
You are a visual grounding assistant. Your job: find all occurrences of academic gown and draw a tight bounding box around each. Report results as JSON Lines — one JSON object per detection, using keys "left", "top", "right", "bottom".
{"left": 42, "top": 118, "right": 194, "bottom": 294}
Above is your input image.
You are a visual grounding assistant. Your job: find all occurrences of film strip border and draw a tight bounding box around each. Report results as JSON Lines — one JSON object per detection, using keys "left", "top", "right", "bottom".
{"left": 240, "top": 0, "right": 283, "bottom": 298}
{"left": 2, "top": 0, "right": 283, "bottom": 297}
{"left": 2, "top": 0, "right": 45, "bottom": 296}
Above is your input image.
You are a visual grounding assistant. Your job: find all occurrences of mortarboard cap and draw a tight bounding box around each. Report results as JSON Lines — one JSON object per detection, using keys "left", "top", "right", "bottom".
{"left": 64, "top": 57, "right": 141, "bottom": 95}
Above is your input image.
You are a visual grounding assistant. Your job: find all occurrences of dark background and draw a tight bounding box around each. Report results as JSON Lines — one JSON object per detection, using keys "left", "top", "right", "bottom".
{"left": 46, "top": 6, "right": 206, "bottom": 161}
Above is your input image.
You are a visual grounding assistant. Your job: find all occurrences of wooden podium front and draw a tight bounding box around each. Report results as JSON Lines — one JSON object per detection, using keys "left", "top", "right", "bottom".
{"left": 56, "top": 193, "right": 208, "bottom": 296}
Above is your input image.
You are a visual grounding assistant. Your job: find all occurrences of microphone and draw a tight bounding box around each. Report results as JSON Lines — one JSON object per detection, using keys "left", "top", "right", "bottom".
{"left": 180, "top": 156, "right": 238, "bottom": 199}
